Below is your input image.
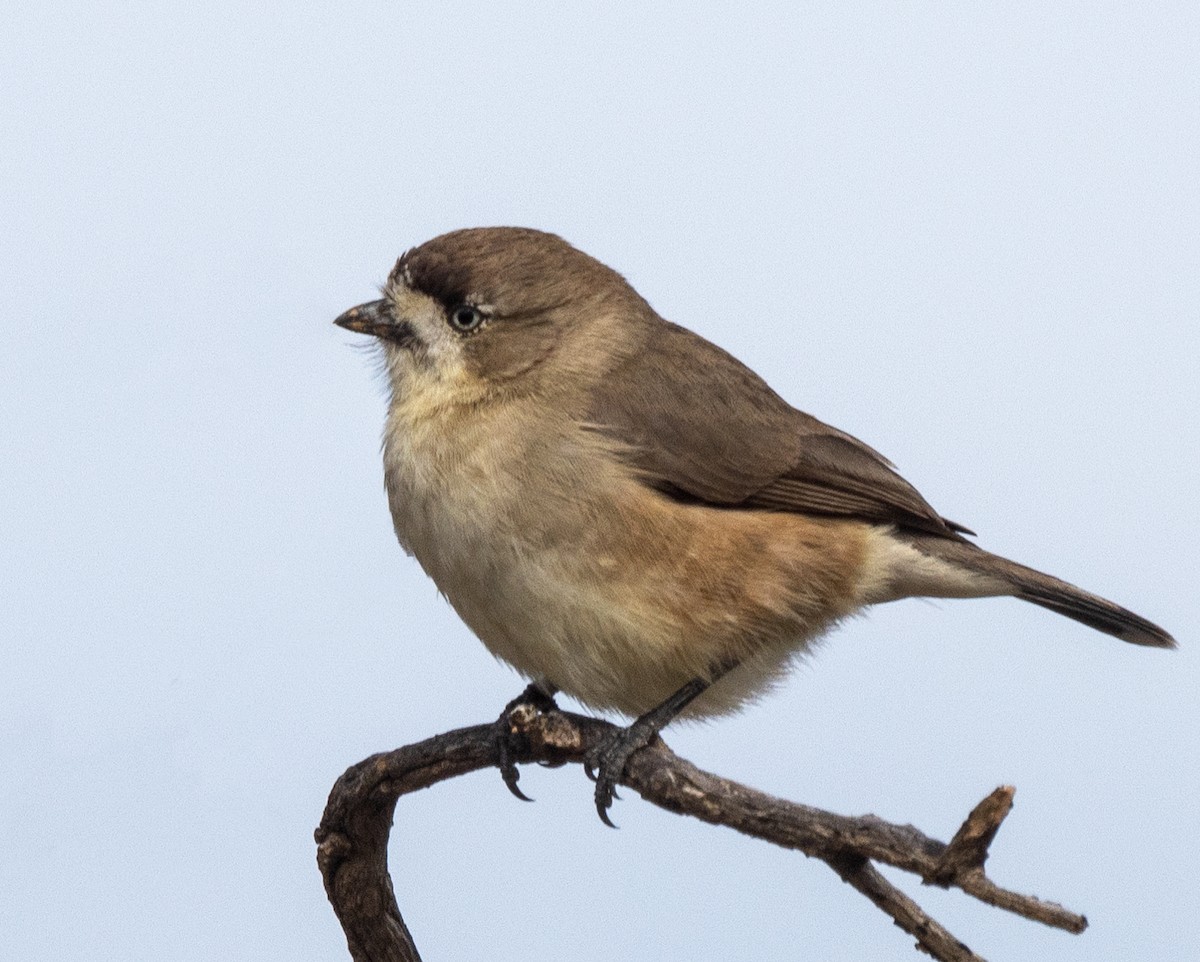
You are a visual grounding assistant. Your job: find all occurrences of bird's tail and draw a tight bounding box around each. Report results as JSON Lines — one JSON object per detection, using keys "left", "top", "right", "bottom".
{"left": 900, "top": 534, "right": 1175, "bottom": 649}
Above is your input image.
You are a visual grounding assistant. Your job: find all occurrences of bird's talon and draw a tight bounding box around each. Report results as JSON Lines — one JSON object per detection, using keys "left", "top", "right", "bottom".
{"left": 502, "top": 763, "right": 534, "bottom": 802}
{"left": 494, "top": 684, "right": 560, "bottom": 802}
{"left": 496, "top": 735, "right": 535, "bottom": 801}
{"left": 596, "top": 802, "right": 617, "bottom": 829}
{"left": 593, "top": 769, "right": 620, "bottom": 827}
{"left": 585, "top": 725, "right": 654, "bottom": 826}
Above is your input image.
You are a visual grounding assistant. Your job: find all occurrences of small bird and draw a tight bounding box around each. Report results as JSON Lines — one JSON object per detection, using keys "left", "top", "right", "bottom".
{"left": 336, "top": 227, "right": 1174, "bottom": 823}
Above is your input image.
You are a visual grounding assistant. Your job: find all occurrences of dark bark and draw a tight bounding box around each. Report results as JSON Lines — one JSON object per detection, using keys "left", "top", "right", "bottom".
{"left": 316, "top": 703, "right": 1086, "bottom": 962}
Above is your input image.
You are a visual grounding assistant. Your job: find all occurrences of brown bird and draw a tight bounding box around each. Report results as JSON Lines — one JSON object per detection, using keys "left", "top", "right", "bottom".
{"left": 336, "top": 226, "right": 1174, "bottom": 823}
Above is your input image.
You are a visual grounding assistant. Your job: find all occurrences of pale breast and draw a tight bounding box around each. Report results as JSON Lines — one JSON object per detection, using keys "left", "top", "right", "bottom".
{"left": 382, "top": 391, "right": 622, "bottom": 657}
{"left": 382, "top": 389, "right": 874, "bottom": 717}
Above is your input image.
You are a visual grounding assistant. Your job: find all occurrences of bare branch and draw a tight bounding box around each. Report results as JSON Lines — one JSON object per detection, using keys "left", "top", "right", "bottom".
{"left": 826, "top": 853, "right": 983, "bottom": 962}
{"left": 316, "top": 705, "right": 1087, "bottom": 962}
{"left": 931, "top": 786, "right": 1014, "bottom": 883}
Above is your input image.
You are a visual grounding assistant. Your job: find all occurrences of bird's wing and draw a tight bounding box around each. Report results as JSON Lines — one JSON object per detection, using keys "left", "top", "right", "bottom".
{"left": 586, "top": 321, "right": 969, "bottom": 538}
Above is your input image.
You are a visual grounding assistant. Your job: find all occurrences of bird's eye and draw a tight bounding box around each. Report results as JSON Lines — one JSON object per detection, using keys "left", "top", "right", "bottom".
{"left": 448, "top": 304, "right": 485, "bottom": 333}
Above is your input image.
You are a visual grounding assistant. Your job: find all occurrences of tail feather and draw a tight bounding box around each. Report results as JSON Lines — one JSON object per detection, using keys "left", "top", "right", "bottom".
{"left": 901, "top": 535, "right": 1176, "bottom": 649}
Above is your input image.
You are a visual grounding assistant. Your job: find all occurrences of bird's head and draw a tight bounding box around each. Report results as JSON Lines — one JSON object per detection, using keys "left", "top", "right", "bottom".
{"left": 335, "top": 227, "right": 647, "bottom": 400}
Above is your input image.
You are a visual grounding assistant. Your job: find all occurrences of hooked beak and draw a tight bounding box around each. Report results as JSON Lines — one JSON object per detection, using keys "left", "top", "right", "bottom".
{"left": 334, "top": 299, "right": 416, "bottom": 346}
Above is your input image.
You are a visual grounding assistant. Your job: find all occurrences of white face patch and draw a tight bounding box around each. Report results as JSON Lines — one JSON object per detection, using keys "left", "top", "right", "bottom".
{"left": 381, "top": 280, "right": 477, "bottom": 403}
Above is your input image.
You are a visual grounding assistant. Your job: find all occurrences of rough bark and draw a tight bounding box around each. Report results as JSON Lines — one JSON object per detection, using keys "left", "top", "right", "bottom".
{"left": 316, "top": 703, "right": 1086, "bottom": 962}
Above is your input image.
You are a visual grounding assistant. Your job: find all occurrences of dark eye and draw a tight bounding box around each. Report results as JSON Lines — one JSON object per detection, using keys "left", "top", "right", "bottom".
{"left": 448, "top": 304, "right": 485, "bottom": 333}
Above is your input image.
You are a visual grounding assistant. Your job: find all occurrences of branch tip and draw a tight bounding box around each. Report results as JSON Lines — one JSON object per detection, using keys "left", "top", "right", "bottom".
{"left": 928, "top": 786, "right": 1016, "bottom": 886}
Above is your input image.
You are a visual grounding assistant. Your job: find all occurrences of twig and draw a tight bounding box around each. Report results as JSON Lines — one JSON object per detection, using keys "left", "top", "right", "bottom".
{"left": 315, "top": 705, "right": 1086, "bottom": 962}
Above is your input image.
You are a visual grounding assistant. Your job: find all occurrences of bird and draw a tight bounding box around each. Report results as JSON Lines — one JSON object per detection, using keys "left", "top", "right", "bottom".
{"left": 335, "top": 226, "right": 1174, "bottom": 824}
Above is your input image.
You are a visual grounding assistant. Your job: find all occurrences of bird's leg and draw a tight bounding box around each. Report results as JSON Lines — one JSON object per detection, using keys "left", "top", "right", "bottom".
{"left": 585, "top": 660, "right": 737, "bottom": 827}
{"left": 495, "top": 681, "right": 560, "bottom": 801}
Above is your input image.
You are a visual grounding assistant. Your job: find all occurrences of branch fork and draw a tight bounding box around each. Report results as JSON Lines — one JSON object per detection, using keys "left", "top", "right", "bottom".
{"left": 316, "top": 703, "right": 1086, "bottom": 962}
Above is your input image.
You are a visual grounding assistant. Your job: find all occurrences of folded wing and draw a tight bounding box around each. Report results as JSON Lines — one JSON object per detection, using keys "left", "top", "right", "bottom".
{"left": 587, "top": 320, "right": 968, "bottom": 539}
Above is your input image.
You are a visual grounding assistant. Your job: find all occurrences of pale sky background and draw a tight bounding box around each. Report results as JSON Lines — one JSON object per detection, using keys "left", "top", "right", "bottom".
{"left": 3, "top": 3, "right": 1197, "bottom": 960}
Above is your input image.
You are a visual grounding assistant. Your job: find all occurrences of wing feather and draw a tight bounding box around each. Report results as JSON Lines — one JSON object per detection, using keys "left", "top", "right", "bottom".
{"left": 587, "top": 320, "right": 967, "bottom": 539}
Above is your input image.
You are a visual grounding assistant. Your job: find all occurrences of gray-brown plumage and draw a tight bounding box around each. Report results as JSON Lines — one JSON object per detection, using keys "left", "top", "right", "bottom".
{"left": 581, "top": 310, "right": 1169, "bottom": 648}
{"left": 336, "top": 226, "right": 1173, "bottom": 818}
{"left": 588, "top": 317, "right": 974, "bottom": 536}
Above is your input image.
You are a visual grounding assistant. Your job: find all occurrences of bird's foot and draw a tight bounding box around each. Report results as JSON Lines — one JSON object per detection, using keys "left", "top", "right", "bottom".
{"left": 495, "top": 683, "right": 560, "bottom": 801}
{"left": 583, "top": 717, "right": 663, "bottom": 828}
{"left": 582, "top": 676, "right": 717, "bottom": 826}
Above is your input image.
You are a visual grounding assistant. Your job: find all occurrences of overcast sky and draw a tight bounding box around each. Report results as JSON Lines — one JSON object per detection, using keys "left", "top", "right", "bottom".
{"left": 3, "top": 3, "right": 1197, "bottom": 960}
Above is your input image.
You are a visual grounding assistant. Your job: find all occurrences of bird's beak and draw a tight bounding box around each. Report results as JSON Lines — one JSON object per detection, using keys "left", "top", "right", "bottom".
{"left": 334, "top": 299, "right": 416, "bottom": 346}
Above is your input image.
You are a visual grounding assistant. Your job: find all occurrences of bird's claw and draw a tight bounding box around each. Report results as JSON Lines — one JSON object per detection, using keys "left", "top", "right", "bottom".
{"left": 584, "top": 725, "right": 656, "bottom": 828}
{"left": 495, "top": 684, "right": 559, "bottom": 802}
{"left": 497, "top": 736, "right": 534, "bottom": 802}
